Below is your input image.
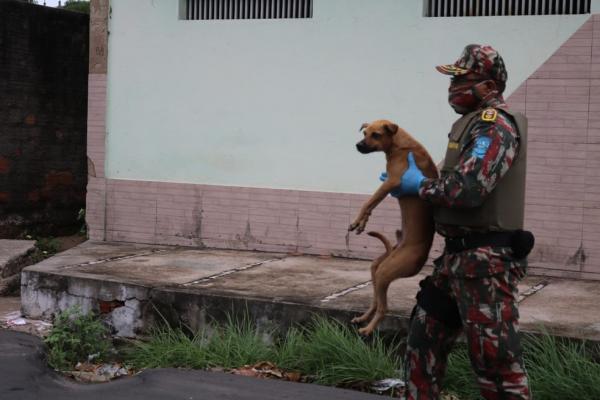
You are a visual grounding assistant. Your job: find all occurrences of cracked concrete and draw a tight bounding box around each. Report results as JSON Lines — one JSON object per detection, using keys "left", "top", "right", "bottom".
{"left": 20, "top": 241, "right": 600, "bottom": 341}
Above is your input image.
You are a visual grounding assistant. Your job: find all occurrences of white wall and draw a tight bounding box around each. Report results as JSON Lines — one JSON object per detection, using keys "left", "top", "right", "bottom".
{"left": 105, "top": 0, "right": 591, "bottom": 194}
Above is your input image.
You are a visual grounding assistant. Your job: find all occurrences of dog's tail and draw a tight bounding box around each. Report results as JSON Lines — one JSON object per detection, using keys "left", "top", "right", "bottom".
{"left": 367, "top": 231, "right": 392, "bottom": 255}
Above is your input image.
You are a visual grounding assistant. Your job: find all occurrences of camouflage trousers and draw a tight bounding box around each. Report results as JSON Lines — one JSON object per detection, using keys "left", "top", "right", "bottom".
{"left": 403, "top": 247, "right": 531, "bottom": 400}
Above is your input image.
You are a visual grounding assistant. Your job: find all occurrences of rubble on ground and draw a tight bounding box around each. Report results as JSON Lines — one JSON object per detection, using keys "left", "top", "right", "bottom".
{"left": 1, "top": 310, "right": 52, "bottom": 337}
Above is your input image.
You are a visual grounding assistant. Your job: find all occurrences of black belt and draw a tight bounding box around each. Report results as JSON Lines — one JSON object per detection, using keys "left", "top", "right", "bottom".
{"left": 445, "top": 231, "right": 514, "bottom": 254}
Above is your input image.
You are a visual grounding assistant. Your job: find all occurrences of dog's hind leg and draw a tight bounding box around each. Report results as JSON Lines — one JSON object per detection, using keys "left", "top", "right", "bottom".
{"left": 358, "top": 245, "right": 428, "bottom": 336}
{"left": 351, "top": 257, "right": 383, "bottom": 324}
{"left": 351, "top": 231, "right": 393, "bottom": 325}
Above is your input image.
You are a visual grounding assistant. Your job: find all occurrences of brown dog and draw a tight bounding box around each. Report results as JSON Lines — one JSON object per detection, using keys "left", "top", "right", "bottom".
{"left": 349, "top": 120, "right": 438, "bottom": 335}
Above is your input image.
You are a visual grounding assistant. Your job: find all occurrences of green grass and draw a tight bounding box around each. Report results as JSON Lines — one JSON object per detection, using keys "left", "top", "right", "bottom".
{"left": 288, "top": 317, "right": 400, "bottom": 385}
{"left": 127, "top": 314, "right": 274, "bottom": 369}
{"left": 273, "top": 326, "right": 308, "bottom": 372}
{"left": 525, "top": 333, "right": 600, "bottom": 400}
{"left": 204, "top": 314, "right": 275, "bottom": 369}
{"left": 124, "top": 315, "right": 600, "bottom": 398}
{"left": 125, "top": 314, "right": 401, "bottom": 388}
{"left": 124, "top": 325, "right": 210, "bottom": 369}
{"left": 443, "top": 346, "right": 479, "bottom": 400}
{"left": 443, "top": 332, "right": 600, "bottom": 400}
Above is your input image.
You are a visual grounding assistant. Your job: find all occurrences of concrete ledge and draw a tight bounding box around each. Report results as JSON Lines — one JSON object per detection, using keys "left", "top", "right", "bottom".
{"left": 0, "top": 239, "right": 35, "bottom": 277}
{"left": 21, "top": 241, "right": 600, "bottom": 341}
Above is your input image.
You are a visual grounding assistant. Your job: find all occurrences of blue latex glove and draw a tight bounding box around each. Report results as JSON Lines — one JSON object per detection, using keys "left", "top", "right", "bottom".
{"left": 400, "top": 152, "right": 426, "bottom": 196}
{"left": 379, "top": 172, "right": 403, "bottom": 197}
{"left": 379, "top": 152, "right": 425, "bottom": 198}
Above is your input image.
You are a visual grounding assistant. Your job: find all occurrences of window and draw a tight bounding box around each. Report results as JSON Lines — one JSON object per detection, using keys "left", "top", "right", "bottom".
{"left": 183, "top": 0, "right": 313, "bottom": 20}
{"left": 424, "top": 0, "right": 591, "bottom": 17}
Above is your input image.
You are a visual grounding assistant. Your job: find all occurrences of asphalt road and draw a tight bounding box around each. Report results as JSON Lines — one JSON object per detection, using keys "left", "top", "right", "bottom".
{"left": 0, "top": 330, "right": 381, "bottom": 400}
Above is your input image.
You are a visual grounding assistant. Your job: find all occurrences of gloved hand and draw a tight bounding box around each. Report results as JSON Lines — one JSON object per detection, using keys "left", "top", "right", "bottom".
{"left": 379, "top": 152, "right": 425, "bottom": 198}
{"left": 400, "top": 152, "right": 426, "bottom": 196}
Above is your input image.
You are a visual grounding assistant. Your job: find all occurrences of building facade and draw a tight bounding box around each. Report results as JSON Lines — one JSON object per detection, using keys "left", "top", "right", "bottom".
{"left": 87, "top": 0, "right": 600, "bottom": 280}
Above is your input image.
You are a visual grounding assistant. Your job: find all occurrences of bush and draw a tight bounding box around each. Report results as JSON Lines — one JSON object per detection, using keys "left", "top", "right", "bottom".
{"left": 45, "top": 306, "right": 111, "bottom": 371}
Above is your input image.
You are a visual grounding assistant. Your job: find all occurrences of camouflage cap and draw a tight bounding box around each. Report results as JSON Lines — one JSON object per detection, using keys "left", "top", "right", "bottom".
{"left": 436, "top": 44, "right": 507, "bottom": 83}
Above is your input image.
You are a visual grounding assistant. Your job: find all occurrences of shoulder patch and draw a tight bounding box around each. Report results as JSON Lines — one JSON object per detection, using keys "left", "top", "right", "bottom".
{"left": 472, "top": 136, "right": 492, "bottom": 158}
{"left": 481, "top": 108, "right": 497, "bottom": 122}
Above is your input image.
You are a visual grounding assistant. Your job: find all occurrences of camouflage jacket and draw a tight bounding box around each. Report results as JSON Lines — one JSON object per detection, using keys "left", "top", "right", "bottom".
{"left": 419, "top": 99, "right": 519, "bottom": 237}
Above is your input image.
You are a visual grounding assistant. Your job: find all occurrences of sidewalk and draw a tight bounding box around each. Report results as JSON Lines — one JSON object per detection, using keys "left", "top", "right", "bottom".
{"left": 19, "top": 241, "right": 600, "bottom": 341}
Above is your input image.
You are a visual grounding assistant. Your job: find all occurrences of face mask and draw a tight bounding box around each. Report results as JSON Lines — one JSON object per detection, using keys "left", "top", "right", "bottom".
{"left": 448, "top": 86, "right": 478, "bottom": 114}
{"left": 448, "top": 80, "right": 498, "bottom": 114}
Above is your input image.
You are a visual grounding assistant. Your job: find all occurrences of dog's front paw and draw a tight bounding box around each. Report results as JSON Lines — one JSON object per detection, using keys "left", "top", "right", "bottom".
{"left": 355, "top": 219, "right": 368, "bottom": 234}
{"left": 349, "top": 215, "right": 369, "bottom": 234}
{"left": 348, "top": 213, "right": 369, "bottom": 235}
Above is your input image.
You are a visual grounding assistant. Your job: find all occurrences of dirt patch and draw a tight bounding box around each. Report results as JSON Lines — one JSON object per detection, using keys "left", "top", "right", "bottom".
{"left": 56, "top": 234, "right": 87, "bottom": 252}
{"left": 0, "top": 296, "right": 20, "bottom": 314}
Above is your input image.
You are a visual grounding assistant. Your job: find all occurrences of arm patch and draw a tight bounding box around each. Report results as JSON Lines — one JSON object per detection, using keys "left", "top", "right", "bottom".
{"left": 472, "top": 136, "right": 492, "bottom": 158}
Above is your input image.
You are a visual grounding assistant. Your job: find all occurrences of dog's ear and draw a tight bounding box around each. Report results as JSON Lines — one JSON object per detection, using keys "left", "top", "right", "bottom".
{"left": 359, "top": 123, "right": 369, "bottom": 132}
{"left": 384, "top": 123, "right": 398, "bottom": 136}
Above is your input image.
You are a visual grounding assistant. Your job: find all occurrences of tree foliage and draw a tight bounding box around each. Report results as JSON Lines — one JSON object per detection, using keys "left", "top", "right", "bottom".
{"left": 61, "top": 1, "right": 90, "bottom": 14}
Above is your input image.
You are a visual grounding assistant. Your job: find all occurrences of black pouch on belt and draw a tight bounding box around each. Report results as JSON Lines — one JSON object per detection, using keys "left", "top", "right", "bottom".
{"left": 415, "top": 277, "right": 462, "bottom": 330}
{"left": 511, "top": 229, "right": 535, "bottom": 260}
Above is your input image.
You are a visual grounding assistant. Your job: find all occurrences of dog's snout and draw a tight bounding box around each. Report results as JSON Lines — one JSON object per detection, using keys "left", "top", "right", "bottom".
{"left": 356, "top": 140, "right": 371, "bottom": 154}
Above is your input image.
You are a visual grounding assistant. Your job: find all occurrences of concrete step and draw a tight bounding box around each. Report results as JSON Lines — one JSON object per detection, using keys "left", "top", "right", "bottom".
{"left": 0, "top": 239, "right": 36, "bottom": 277}
{"left": 1, "top": 239, "right": 36, "bottom": 294}
{"left": 20, "top": 241, "right": 600, "bottom": 341}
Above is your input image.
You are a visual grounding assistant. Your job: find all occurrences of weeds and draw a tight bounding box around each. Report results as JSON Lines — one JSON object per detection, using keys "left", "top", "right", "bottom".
{"left": 205, "top": 314, "right": 275, "bottom": 369}
{"left": 524, "top": 332, "right": 600, "bottom": 400}
{"left": 36, "top": 237, "right": 60, "bottom": 255}
{"left": 125, "top": 325, "right": 209, "bottom": 369}
{"left": 443, "top": 332, "right": 600, "bottom": 400}
{"left": 107, "top": 313, "right": 600, "bottom": 398}
{"left": 77, "top": 208, "right": 87, "bottom": 235}
{"left": 125, "top": 314, "right": 401, "bottom": 389}
{"left": 21, "top": 235, "right": 61, "bottom": 263}
{"left": 127, "top": 314, "right": 274, "bottom": 370}
{"left": 274, "top": 326, "right": 308, "bottom": 371}
{"left": 45, "top": 306, "right": 111, "bottom": 371}
{"left": 293, "top": 317, "right": 400, "bottom": 385}
{"left": 443, "top": 346, "right": 479, "bottom": 400}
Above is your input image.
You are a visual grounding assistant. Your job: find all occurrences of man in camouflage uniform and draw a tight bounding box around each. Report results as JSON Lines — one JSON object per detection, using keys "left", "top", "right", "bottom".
{"left": 392, "top": 45, "right": 532, "bottom": 399}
